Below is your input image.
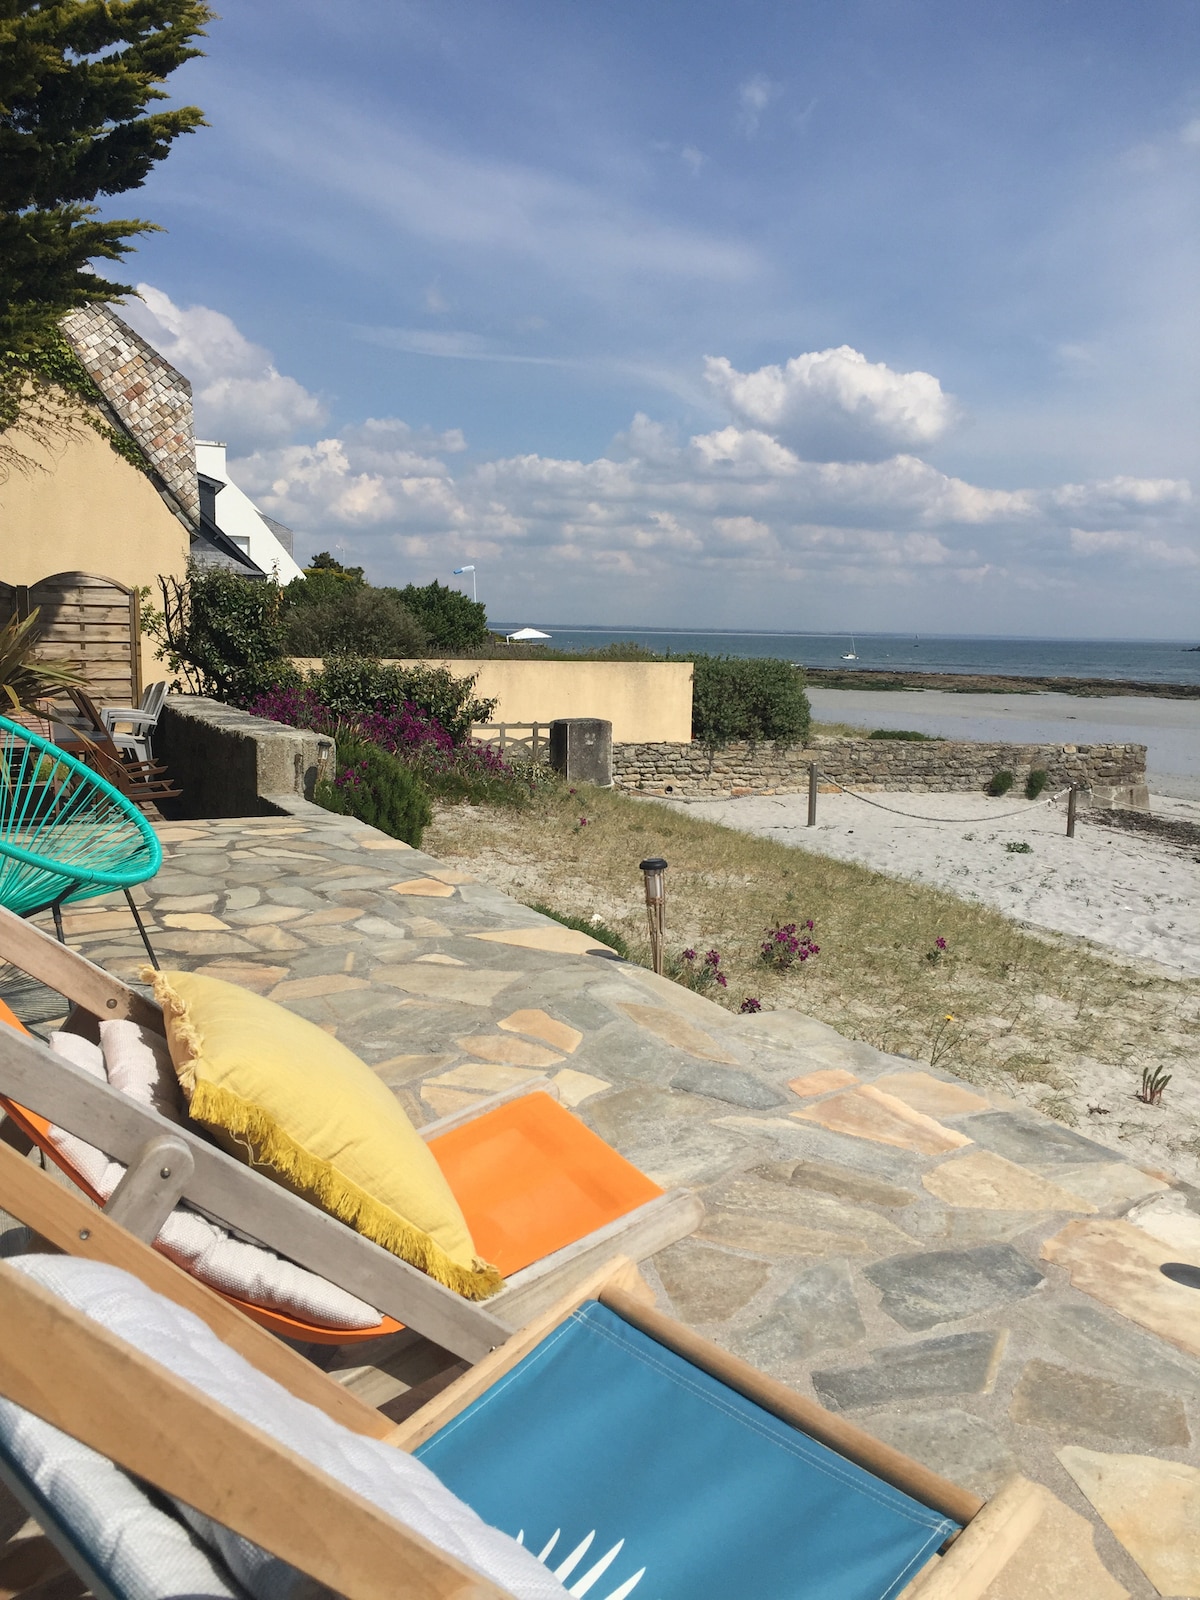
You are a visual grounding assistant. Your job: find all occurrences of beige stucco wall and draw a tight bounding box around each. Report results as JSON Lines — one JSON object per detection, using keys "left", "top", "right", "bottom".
{"left": 1, "top": 415, "right": 190, "bottom": 688}
{"left": 291, "top": 658, "right": 695, "bottom": 743}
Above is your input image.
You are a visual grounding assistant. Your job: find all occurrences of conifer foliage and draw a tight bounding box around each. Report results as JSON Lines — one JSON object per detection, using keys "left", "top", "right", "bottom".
{"left": 1, "top": 1, "right": 212, "bottom": 446}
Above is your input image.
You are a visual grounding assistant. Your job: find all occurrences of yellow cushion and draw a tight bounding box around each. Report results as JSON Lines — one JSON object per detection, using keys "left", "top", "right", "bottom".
{"left": 148, "top": 969, "right": 501, "bottom": 1300}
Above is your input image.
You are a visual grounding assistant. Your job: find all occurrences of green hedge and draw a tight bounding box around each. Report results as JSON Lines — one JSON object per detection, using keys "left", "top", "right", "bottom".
{"left": 691, "top": 655, "right": 811, "bottom": 747}
{"left": 314, "top": 729, "right": 432, "bottom": 846}
{"left": 306, "top": 658, "right": 496, "bottom": 741}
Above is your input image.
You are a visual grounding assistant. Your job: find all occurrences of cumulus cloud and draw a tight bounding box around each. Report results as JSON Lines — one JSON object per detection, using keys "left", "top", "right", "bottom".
{"left": 705, "top": 347, "right": 956, "bottom": 461}
{"left": 122, "top": 286, "right": 328, "bottom": 451}
{"left": 122, "top": 285, "right": 1200, "bottom": 626}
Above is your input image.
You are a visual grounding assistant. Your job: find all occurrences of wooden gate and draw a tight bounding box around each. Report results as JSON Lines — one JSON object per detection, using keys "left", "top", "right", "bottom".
{"left": 0, "top": 572, "right": 141, "bottom": 707}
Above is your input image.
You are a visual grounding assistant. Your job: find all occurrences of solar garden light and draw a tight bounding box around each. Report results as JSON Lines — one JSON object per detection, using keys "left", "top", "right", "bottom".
{"left": 639, "top": 857, "right": 668, "bottom": 975}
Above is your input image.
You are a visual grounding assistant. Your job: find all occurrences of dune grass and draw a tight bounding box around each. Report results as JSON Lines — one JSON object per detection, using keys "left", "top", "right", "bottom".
{"left": 426, "top": 781, "right": 1200, "bottom": 1119}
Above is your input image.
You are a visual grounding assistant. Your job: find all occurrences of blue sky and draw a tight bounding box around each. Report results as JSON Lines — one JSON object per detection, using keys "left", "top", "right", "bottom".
{"left": 115, "top": 0, "right": 1200, "bottom": 635}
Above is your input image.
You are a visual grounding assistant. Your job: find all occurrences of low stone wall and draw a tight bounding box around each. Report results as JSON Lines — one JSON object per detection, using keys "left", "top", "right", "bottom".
{"left": 157, "top": 697, "right": 335, "bottom": 818}
{"left": 613, "top": 737, "right": 1148, "bottom": 807}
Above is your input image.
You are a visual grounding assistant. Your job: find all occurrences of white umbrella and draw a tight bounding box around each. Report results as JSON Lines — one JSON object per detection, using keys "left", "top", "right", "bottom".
{"left": 505, "top": 627, "right": 552, "bottom": 641}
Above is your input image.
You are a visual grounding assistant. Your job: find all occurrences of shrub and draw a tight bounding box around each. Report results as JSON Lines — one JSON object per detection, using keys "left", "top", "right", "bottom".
{"left": 868, "top": 728, "right": 940, "bottom": 741}
{"left": 987, "top": 769, "right": 1014, "bottom": 796}
{"left": 284, "top": 587, "right": 428, "bottom": 659}
{"left": 307, "top": 658, "right": 496, "bottom": 740}
{"left": 529, "top": 903, "right": 631, "bottom": 958}
{"left": 145, "top": 567, "right": 296, "bottom": 703}
{"left": 1005, "top": 840, "right": 1032, "bottom": 854}
{"left": 1025, "top": 768, "right": 1049, "bottom": 799}
{"left": 398, "top": 581, "right": 489, "bottom": 650}
{"left": 691, "top": 655, "right": 811, "bottom": 747}
{"left": 759, "top": 921, "right": 820, "bottom": 972}
{"left": 668, "top": 947, "right": 728, "bottom": 992}
{"left": 313, "top": 729, "right": 432, "bottom": 846}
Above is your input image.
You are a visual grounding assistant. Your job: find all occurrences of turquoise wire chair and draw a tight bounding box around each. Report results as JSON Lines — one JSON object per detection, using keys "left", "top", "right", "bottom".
{"left": 0, "top": 714, "right": 162, "bottom": 966}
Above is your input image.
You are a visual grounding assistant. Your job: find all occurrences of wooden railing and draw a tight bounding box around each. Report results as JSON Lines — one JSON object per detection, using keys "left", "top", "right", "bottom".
{"left": 471, "top": 723, "right": 550, "bottom": 761}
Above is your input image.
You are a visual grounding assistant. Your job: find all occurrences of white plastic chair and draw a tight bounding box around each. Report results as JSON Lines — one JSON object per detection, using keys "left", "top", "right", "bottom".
{"left": 100, "top": 680, "right": 168, "bottom": 761}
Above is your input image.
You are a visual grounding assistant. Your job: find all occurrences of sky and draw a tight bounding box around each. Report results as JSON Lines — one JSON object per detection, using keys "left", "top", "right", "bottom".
{"left": 111, "top": 0, "right": 1200, "bottom": 637}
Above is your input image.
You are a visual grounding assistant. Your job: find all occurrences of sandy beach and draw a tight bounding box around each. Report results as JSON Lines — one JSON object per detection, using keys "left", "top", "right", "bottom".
{"left": 665, "top": 785, "right": 1200, "bottom": 977}
{"left": 807, "top": 685, "right": 1200, "bottom": 801}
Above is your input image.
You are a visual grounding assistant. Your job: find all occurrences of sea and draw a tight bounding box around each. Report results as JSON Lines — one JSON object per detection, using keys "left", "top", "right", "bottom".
{"left": 496, "top": 629, "right": 1200, "bottom": 688}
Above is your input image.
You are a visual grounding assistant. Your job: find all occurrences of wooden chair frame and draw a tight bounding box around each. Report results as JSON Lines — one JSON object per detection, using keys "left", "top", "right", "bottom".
{"left": 0, "top": 1144, "right": 1047, "bottom": 1600}
{"left": 0, "top": 908, "right": 703, "bottom": 1361}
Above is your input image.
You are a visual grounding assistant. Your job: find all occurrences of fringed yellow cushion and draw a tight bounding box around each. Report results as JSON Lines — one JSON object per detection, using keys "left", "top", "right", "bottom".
{"left": 148, "top": 969, "right": 502, "bottom": 1301}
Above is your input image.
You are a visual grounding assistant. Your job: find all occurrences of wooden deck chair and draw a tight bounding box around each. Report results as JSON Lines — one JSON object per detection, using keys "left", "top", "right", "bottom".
{"left": 0, "top": 908, "right": 701, "bottom": 1360}
{"left": 0, "top": 1144, "right": 1048, "bottom": 1600}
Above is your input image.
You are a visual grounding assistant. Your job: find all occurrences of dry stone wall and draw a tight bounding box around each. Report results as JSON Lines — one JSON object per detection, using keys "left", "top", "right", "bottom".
{"left": 612, "top": 738, "right": 1148, "bottom": 807}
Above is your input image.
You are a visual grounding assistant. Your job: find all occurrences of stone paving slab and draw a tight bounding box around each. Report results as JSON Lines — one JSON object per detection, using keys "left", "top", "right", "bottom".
{"left": 6, "top": 797, "right": 1200, "bottom": 1595}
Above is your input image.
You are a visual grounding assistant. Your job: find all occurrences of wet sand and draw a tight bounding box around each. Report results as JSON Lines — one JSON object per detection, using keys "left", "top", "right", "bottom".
{"left": 808, "top": 687, "right": 1200, "bottom": 802}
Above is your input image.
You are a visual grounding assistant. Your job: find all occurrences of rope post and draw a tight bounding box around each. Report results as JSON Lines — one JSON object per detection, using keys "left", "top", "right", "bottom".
{"left": 808, "top": 762, "right": 819, "bottom": 827}
{"left": 1066, "top": 785, "right": 1078, "bottom": 839}
{"left": 639, "top": 857, "right": 668, "bottom": 975}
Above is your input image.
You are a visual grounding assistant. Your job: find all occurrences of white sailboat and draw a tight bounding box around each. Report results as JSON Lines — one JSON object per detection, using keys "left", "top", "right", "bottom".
{"left": 841, "top": 635, "right": 858, "bottom": 661}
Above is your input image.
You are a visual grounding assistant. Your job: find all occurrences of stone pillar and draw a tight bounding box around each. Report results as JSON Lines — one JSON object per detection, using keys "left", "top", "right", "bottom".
{"left": 549, "top": 719, "right": 613, "bottom": 787}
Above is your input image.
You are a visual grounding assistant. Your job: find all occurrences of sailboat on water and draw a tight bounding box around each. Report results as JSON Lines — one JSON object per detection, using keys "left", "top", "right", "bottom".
{"left": 841, "top": 635, "right": 858, "bottom": 661}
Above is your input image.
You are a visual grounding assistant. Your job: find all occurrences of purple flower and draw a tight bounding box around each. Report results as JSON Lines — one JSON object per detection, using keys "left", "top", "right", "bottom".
{"left": 682, "top": 948, "right": 697, "bottom": 962}
{"left": 740, "top": 997, "right": 762, "bottom": 1014}
{"left": 935, "top": 936, "right": 947, "bottom": 951}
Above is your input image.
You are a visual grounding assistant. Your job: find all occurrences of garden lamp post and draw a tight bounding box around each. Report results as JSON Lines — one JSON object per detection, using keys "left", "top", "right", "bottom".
{"left": 453, "top": 565, "right": 477, "bottom": 603}
{"left": 639, "top": 857, "right": 668, "bottom": 975}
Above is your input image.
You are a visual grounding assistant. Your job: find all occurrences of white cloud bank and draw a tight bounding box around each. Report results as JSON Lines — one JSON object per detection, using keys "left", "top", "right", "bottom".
{"left": 135, "top": 286, "right": 1200, "bottom": 631}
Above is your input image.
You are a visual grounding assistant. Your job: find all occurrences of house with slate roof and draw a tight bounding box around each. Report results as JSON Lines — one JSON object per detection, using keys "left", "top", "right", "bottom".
{"left": 0, "top": 303, "right": 302, "bottom": 699}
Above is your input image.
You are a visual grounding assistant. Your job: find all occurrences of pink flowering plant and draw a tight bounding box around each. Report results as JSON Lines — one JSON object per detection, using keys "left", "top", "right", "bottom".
{"left": 760, "top": 920, "right": 820, "bottom": 973}
{"left": 670, "top": 946, "right": 728, "bottom": 993}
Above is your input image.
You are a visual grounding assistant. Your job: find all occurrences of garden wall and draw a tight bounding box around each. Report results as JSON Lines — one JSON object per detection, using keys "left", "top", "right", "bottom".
{"left": 612, "top": 737, "right": 1148, "bottom": 808}
{"left": 290, "top": 658, "right": 693, "bottom": 743}
{"left": 157, "top": 697, "right": 335, "bottom": 818}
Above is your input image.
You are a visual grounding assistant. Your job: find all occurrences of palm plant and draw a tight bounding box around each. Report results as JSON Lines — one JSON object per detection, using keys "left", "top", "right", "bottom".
{"left": 0, "top": 609, "right": 88, "bottom": 718}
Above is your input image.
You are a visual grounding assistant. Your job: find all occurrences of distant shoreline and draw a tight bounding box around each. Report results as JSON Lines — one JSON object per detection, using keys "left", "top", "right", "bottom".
{"left": 803, "top": 667, "right": 1200, "bottom": 700}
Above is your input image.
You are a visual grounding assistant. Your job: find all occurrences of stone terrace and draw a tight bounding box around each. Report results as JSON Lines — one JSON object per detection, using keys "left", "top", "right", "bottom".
{"left": 5, "top": 800, "right": 1200, "bottom": 1598}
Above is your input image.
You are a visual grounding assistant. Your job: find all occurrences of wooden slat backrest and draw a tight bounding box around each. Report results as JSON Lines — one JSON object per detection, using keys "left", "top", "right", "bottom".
{"left": 0, "top": 1142, "right": 392, "bottom": 1440}
{"left": 19, "top": 572, "right": 141, "bottom": 706}
{"left": 0, "top": 1263, "right": 515, "bottom": 1600}
{"left": 0, "top": 1023, "right": 511, "bottom": 1361}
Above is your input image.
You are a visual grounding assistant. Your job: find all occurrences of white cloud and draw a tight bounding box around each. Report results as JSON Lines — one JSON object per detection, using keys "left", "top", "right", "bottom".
{"left": 737, "top": 74, "right": 780, "bottom": 137}
{"left": 1069, "top": 528, "right": 1200, "bottom": 566}
{"left": 122, "top": 285, "right": 327, "bottom": 450}
{"left": 124, "top": 285, "right": 1200, "bottom": 627}
{"left": 705, "top": 347, "right": 956, "bottom": 461}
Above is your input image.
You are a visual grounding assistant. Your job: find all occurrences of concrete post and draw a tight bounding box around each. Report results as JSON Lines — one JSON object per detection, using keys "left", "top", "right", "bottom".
{"left": 548, "top": 719, "right": 613, "bottom": 787}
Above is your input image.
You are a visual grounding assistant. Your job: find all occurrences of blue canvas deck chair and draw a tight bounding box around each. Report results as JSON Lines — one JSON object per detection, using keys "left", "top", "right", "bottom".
{"left": 0, "top": 1143, "right": 1047, "bottom": 1600}
{"left": 0, "top": 714, "right": 161, "bottom": 966}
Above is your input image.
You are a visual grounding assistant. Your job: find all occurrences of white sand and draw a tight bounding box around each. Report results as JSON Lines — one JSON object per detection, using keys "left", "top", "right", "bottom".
{"left": 665, "top": 788, "right": 1200, "bottom": 977}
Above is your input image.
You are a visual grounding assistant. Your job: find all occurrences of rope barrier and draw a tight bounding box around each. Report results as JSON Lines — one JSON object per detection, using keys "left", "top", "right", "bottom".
{"left": 800, "top": 777, "right": 1073, "bottom": 826}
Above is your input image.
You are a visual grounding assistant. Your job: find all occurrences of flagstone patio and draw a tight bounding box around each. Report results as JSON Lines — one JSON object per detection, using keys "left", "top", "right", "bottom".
{"left": 4, "top": 797, "right": 1200, "bottom": 1597}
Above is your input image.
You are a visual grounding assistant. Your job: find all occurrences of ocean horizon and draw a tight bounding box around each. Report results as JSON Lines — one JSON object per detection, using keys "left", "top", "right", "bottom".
{"left": 490, "top": 627, "right": 1200, "bottom": 687}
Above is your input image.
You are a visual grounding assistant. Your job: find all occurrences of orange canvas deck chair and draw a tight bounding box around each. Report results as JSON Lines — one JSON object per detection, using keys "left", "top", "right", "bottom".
{"left": 0, "top": 1146, "right": 1050, "bottom": 1600}
{"left": 0, "top": 907, "right": 701, "bottom": 1359}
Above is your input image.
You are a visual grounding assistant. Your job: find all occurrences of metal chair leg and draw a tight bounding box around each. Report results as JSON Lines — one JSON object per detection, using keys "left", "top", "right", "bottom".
{"left": 50, "top": 900, "right": 66, "bottom": 946}
{"left": 124, "top": 889, "right": 159, "bottom": 970}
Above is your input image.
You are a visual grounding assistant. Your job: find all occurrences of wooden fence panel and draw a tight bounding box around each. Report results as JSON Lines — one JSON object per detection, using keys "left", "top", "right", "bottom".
{"left": 0, "top": 572, "right": 140, "bottom": 707}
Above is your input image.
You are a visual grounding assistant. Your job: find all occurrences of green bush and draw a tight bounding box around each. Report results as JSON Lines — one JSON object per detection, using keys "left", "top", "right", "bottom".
{"left": 691, "top": 655, "right": 811, "bottom": 747}
{"left": 867, "top": 728, "right": 940, "bottom": 741}
{"left": 284, "top": 587, "right": 428, "bottom": 658}
{"left": 987, "top": 769, "right": 1015, "bottom": 796}
{"left": 1025, "top": 768, "right": 1049, "bottom": 799}
{"left": 144, "top": 567, "right": 296, "bottom": 703}
{"left": 314, "top": 729, "right": 432, "bottom": 846}
{"left": 306, "top": 658, "right": 496, "bottom": 740}
{"left": 398, "top": 580, "right": 489, "bottom": 650}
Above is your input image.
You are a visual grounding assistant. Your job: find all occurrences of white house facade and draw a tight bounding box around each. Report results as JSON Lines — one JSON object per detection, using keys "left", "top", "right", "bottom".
{"left": 195, "top": 441, "right": 305, "bottom": 584}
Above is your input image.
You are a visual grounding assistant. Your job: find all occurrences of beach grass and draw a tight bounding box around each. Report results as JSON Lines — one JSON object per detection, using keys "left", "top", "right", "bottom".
{"left": 427, "top": 782, "right": 1200, "bottom": 1117}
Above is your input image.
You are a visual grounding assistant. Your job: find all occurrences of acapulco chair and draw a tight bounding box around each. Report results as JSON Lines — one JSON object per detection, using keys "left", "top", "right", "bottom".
{"left": 0, "top": 714, "right": 162, "bottom": 966}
